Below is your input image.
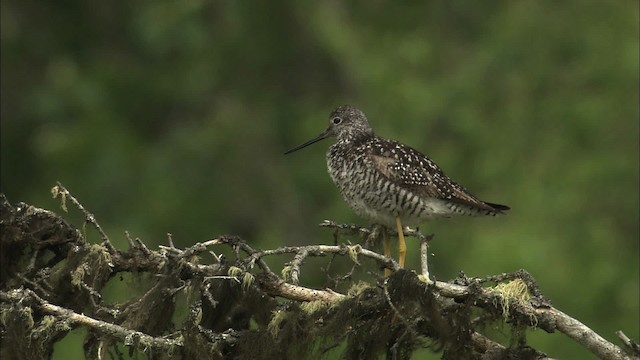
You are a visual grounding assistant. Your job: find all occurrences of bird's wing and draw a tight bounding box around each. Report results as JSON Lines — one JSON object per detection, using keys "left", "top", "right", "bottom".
{"left": 366, "top": 139, "right": 501, "bottom": 212}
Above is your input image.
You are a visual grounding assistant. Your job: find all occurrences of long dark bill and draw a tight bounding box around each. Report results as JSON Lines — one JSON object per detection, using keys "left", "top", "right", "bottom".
{"left": 284, "top": 128, "right": 332, "bottom": 154}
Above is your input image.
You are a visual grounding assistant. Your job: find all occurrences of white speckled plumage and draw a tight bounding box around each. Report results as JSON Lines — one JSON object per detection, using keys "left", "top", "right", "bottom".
{"left": 285, "top": 105, "right": 509, "bottom": 228}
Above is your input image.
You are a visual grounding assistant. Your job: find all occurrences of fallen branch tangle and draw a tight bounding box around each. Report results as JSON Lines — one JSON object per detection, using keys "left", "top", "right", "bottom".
{"left": 180, "top": 235, "right": 635, "bottom": 360}
{"left": 0, "top": 187, "right": 637, "bottom": 360}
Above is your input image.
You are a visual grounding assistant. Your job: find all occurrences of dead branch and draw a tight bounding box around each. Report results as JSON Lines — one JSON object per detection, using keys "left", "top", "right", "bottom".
{"left": 0, "top": 188, "right": 637, "bottom": 360}
{"left": 0, "top": 288, "right": 182, "bottom": 352}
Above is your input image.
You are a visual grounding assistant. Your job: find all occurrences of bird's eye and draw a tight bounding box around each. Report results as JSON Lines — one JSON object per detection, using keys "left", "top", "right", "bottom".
{"left": 332, "top": 117, "right": 342, "bottom": 125}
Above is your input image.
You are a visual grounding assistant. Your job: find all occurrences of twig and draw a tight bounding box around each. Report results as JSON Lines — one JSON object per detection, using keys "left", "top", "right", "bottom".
{"left": 211, "top": 236, "right": 272, "bottom": 273}
{"left": 177, "top": 238, "right": 223, "bottom": 259}
{"left": 51, "top": 182, "right": 114, "bottom": 251}
{"left": 320, "top": 220, "right": 429, "bottom": 243}
{"left": 135, "top": 237, "right": 151, "bottom": 255}
{"left": 420, "top": 237, "right": 428, "bottom": 277}
{"left": 616, "top": 330, "right": 640, "bottom": 356}
{"left": 419, "top": 234, "right": 434, "bottom": 283}
{"left": 250, "top": 243, "right": 400, "bottom": 273}
{"left": 319, "top": 220, "right": 371, "bottom": 237}
{"left": 125, "top": 231, "right": 136, "bottom": 248}
{"left": 16, "top": 273, "right": 52, "bottom": 297}
{"left": 324, "top": 263, "right": 358, "bottom": 289}
{"left": 289, "top": 249, "right": 309, "bottom": 285}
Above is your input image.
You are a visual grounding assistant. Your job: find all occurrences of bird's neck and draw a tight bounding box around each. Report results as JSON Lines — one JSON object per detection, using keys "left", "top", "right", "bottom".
{"left": 336, "top": 130, "right": 374, "bottom": 146}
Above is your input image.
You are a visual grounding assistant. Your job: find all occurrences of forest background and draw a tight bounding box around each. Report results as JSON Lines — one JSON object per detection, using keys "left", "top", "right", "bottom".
{"left": 1, "top": 1, "right": 638, "bottom": 359}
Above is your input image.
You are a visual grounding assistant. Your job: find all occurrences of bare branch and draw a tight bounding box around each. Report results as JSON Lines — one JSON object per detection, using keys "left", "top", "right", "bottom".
{"left": 51, "top": 182, "right": 114, "bottom": 251}
{"left": 265, "top": 276, "right": 345, "bottom": 302}
{"left": 419, "top": 233, "right": 434, "bottom": 283}
{"left": 2, "top": 190, "right": 635, "bottom": 360}
{"left": 431, "top": 281, "right": 635, "bottom": 360}
{"left": 0, "top": 288, "right": 182, "bottom": 352}
{"left": 616, "top": 331, "right": 640, "bottom": 356}
{"left": 549, "top": 307, "right": 636, "bottom": 360}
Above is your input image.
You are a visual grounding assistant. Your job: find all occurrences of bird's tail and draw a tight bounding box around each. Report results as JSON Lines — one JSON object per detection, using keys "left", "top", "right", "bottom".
{"left": 485, "top": 202, "right": 510, "bottom": 213}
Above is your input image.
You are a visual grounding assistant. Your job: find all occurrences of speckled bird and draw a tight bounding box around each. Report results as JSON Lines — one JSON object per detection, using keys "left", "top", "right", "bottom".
{"left": 285, "top": 105, "right": 509, "bottom": 275}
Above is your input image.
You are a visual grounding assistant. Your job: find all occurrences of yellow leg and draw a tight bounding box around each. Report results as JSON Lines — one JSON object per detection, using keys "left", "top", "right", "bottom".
{"left": 383, "top": 228, "right": 391, "bottom": 277}
{"left": 396, "top": 217, "right": 406, "bottom": 268}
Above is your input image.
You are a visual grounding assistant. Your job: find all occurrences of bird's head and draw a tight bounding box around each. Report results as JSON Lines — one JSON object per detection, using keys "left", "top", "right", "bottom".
{"left": 284, "top": 105, "right": 373, "bottom": 154}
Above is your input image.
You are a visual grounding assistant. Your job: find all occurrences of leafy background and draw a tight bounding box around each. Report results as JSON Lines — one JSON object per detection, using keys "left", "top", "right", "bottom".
{"left": 1, "top": 1, "right": 638, "bottom": 359}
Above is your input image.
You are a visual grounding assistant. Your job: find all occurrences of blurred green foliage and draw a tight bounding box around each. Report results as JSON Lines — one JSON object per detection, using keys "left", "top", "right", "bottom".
{"left": 1, "top": 1, "right": 638, "bottom": 359}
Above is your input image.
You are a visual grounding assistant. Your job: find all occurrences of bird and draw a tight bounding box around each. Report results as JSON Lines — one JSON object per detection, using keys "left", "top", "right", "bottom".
{"left": 285, "top": 105, "right": 509, "bottom": 279}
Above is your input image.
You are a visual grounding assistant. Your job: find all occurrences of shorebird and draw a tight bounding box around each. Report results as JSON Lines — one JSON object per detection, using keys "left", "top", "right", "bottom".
{"left": 285, "top": 105, "right": 509, "bottom": 278}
